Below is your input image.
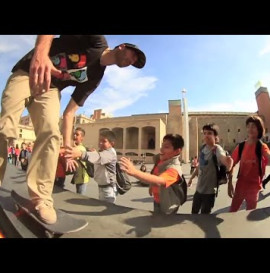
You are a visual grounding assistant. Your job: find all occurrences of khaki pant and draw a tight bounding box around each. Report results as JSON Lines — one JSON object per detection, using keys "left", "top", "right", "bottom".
{"left": 0, "top": 70, "right": 61, "bottom": 206}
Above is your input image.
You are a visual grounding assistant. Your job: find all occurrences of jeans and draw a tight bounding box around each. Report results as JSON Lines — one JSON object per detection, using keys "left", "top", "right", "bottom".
{"left": 76, "top": 183, "right": 88, "bottom": 195}
{"left": 191, "top": 191, "right": 215, "bottom": 214}
{"left": 98, "top": 184, "right": 117, "bottom": 203}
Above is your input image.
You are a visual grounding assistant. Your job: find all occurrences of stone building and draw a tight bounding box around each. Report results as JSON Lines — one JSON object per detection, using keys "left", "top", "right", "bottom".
{"left": 74, "top": 102, "right": 254, "bottom": 163}
{"left": 11, "top": 86, "right": 270, "bottom": 163}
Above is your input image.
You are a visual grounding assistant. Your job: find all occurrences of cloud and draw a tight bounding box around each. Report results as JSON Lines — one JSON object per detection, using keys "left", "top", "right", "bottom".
{"left": 189, "top": 99, "right": 258, "bottom": 113}
{"left": 0, "top": 35, "right": 36, "bottom": 75}
{"left": 0, "top": 43, "right": 19, "bottom": 53}
{"left": 82, "top": 66, "right": 157, "bottom": 115}
{"left": 0, "top": 35, "right": 35, "bottom": 53}
{"left": 259, "top": 39, "right": 270, "bottom": 56}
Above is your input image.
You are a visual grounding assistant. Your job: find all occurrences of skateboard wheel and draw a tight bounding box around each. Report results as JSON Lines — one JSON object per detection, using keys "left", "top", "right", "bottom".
{"left": 14, "top": 204, "right": 20, "bottom": 211}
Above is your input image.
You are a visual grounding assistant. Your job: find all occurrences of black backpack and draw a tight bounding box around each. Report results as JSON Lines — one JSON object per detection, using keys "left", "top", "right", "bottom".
{"left": 171, "top": 174, "right": 187, "bottom": 205}
{"left": 151, "top": 162, "right": 187, "bottom": 206}
{"left": 115, "top": 162, "right": 132, "bottom": 195}
{"left": 78, "top": 160, "right": 95, "bottom": 178}
{"left": 212, "top": 151, "right": 229, "bottom": 186}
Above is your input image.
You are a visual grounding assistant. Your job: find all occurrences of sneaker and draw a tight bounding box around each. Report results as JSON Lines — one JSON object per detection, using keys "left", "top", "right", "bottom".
{"left": 35, "top": 201, "right": 57, "bottom": 225}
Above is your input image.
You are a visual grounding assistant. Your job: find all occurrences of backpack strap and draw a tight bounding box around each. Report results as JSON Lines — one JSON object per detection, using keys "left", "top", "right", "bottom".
{"left": 256, "top": 140, "right": 263, "bottom": 178}
{"left": 212, "top": 151, "right": 219, "bottom": 197}
{"left": 238, "top": 141, "right": 245, "bottom": 159}
{"left": 211, "top": 146, "right": 221, "bottom": 197}
{"left": 237, "top": 141, "right": 245, "bottom": 178}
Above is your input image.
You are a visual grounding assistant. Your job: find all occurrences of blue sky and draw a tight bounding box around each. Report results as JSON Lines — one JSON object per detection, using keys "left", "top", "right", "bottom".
{"left": 1, "top": 35, "right": 270, "bottom": 117}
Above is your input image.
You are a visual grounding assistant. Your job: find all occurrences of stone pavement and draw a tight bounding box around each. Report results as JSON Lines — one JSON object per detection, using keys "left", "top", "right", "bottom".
{"left": 1, "top": 163, "right": 270, "bottom": 238}
{"left": 64, "top": 162, "right": 270, "bottom": 215}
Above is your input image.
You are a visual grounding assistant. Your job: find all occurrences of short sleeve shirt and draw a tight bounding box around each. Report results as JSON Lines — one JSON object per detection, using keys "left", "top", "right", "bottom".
{"left": 12, "top": 35, "right": 108, "bottom": 106}
{"left": 196, "top": 144, "right": 226, "bottom": 194}
{"left": 231, "top": 141, "right": 269, "bottom": 191}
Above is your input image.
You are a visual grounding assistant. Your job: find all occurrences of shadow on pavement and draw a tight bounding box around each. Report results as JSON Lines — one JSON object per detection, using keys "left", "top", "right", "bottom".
{"left": 62, "top": 197, "right": 133, "bottom": 216}
{"left": 124, "top": 213, "right": 224, "bottom": 238}
{"left": 131, "top": 197, "right": 152, "bottom": 203}
{"left": 247, "top": 207, "right": 270, "bottom": 221}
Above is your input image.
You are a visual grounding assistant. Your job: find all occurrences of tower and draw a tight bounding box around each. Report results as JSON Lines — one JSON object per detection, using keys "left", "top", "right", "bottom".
{"left": 255, "top": 86, "right": 270, "bottom": 141}
{"left": 182, "top": 89, "right": 189, "bottom": 163}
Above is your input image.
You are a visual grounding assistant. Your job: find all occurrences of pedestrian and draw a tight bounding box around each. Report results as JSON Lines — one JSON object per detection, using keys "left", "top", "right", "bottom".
{"left": 228, "top": 116, "right": 270, "bottom": 212}
{"left": 188, "top": 123, "right": 233, "bottom": 214}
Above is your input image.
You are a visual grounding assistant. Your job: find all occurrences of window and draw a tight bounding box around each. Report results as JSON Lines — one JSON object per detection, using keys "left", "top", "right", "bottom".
{"left": 227, "top": 129, "right": 230, "bottom": 132}
{"left": 19, "top": 134, "right": 22, "bottom": 138}
{"left": 238, "top": 129, "right": 240, "bottom": 132}
{"left": 233, "top": 139, "right": 236, "bottom": 143}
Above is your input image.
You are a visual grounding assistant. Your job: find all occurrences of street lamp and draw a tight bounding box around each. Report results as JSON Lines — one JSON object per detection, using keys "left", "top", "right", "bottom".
{"left": 182, "top": 88, "right": 189, "bottom": 163}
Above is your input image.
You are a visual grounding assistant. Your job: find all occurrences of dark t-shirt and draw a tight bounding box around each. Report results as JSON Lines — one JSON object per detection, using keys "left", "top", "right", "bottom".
{"left": 12, "top": 35, "right": 108, "bottom": 106}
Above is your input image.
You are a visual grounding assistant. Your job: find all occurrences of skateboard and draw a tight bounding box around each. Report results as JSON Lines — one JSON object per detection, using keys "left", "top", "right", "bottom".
{"left": 11, "top": 190, "right": 88, "bottom": 238}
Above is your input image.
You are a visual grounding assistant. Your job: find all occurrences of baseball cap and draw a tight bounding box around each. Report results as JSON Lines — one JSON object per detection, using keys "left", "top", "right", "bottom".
{"left": 114, "top": 43, "right": 146, "bottom": 69}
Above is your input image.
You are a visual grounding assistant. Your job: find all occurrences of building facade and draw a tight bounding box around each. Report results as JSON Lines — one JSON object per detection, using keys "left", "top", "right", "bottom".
{"left": 11, "top": 86, "right": 270, "bottom": 163}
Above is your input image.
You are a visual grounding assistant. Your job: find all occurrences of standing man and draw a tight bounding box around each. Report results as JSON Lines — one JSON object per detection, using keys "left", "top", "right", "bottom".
{"left": 0, "top": 35, "right": 146, "bottom": 224}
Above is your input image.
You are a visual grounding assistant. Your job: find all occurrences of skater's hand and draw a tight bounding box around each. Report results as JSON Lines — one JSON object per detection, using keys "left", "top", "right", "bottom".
{"left": 30, "top": 50, "right": 62, "bottom": 97}
{"left": 188, "top": 179, "right": 193, "bottom": 187}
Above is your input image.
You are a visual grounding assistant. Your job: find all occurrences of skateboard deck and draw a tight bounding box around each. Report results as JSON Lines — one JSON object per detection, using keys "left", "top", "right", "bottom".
{"left": 11, "top": 190, "right": 88, "bottom": 238}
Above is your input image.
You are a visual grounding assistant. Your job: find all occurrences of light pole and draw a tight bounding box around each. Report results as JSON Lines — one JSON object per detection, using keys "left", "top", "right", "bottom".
{"left": 182, "top": 88, "right": 189, "bottom": 163}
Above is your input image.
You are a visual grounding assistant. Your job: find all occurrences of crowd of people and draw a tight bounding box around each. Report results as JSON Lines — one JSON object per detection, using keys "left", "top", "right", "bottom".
{"left": 7, "top": 142, "right": 33, "bottom": 171}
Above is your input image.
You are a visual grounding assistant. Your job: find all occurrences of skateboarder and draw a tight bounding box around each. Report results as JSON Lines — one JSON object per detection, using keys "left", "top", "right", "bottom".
{"left": 0, "top": 35, "right": 146, "bottom": 224}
